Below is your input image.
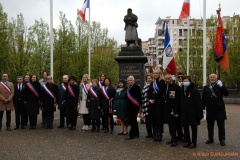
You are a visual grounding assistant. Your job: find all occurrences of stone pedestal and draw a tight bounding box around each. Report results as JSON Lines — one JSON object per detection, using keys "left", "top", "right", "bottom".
{"left": 114, "top": 46, "right": 148, "bottom": 88}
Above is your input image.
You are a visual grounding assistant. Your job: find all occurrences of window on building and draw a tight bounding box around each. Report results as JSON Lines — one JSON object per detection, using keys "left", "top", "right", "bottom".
{"left": 179, "top": 29, "right": 182, "bottom": 36}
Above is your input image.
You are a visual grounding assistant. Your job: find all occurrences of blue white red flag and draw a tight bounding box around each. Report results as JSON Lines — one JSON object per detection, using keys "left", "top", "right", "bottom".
{"left": 77, "top": 0, "right": 89, "bottom": 22}
{"left": 162, "top": 21, "right": 177, "bottom": 75}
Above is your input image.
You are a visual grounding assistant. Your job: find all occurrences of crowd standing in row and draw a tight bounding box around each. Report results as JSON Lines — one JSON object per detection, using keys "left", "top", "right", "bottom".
{"left": 0, "top": 70, "right": 229, "bottom": 148}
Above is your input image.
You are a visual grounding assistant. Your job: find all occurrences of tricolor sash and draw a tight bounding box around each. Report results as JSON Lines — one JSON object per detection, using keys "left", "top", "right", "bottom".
{"left": 61, "top": 83, "right": 66, "bottom": 91}
{"left": 82, "top": 83, "right": 88, "bottom": 95}
{"left": 68, "top": 85, "right": 76, "bottom": 98}
{"left": 43, "top": 84, "right": 56, "bottom": 103}
{"left": 101, "top": 86, "right": 110, "bottom": 100}
{"left": 26, "top": 82, "right": 39, "bottom": 97}
{"left": 0, "top": 81, "right": 11, "bottom": 94}
{"left": 89, "top": 88, "right": 98, "bottom": 100}
{"left": 98, "top": 81, "right": 103, "bottom": 88}
{"left": 127, "top": 87, "right": 140, "bottom": 107}
{"left": 153, "top": 80, "right": 159, "bottom": 93}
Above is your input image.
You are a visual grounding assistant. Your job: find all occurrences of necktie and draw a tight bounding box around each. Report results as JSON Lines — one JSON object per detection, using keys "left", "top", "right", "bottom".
{"left": 166, "top": 85, "right": 169, "bottom": 97}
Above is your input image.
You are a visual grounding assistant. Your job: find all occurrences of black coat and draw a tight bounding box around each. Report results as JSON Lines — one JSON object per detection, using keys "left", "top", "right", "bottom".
{"left": 24, "top": 82, "right": 42, "bottom": 116}
{"left": 13, "top": 83, "right": 26, "bottom": 112}
{"left": 58, "top": 82, "right": 68, "bottom": 110}
{"left": 147, "top": 79, "right": 165, "bottom": 124}
{"left": 64, "top": 84, "right": 79, "bottom": 118}
{"left": 41, "top": 83, "right": 58, "bottom": 112}
{"left": 181, "top": 83, "right": 203, "bottom": 126}
{"left": 202, "top": 83, "right": 229, "bottom": 120}
{"left": 163, "top": 83, "right": 181, "bottom": 122}
{"left": 98, "top": 85, "right": 116, "bottom": 110}
{"left": 86, "top": 86, "right": 101, "bottom": 119}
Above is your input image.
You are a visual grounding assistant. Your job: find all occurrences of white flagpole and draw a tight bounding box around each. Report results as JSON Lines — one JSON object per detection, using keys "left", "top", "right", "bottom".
{"left": 88, "top": 0, "right": 91, "bottom": 79}
{"left": 50, "top": 0, "right": 54, "bottom": 79}
{"left": 187, "top": 17, "right": 190, "bottom": 75}
{"left": 203, "top": 0, "right": 207, "bottom": 86}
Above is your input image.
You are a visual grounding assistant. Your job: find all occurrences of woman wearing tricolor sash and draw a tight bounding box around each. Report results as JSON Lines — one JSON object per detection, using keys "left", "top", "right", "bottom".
{"left": 79, "top": 74, "right": 91, "bottom": 131}
{"left": 24, "top": 74, "right": 42, "bottom": 129}
{"left": 147, "top": 69, "right": 165, "bottom": 141}
{"left": 64, "top": 76, "right": 79, "bottom": 130}
{"left": 98, "top": 78, "right": 116, "bottom": 134}
{"left": 86, "top": 79, "right": 101, "bottom": 132}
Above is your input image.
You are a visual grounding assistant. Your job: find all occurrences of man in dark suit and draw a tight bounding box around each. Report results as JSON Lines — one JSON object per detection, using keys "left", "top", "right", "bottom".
{"left": 13, "top": 76, "right": 26, "bottom": 129}
{"left": 125, "top": 75, "right": 142, "bottom": 140}
{"left": 163, "top": 74, "right": 181, "bottom": 147}
{"left": 202, "top": 73, "right": 229, "bottom": 146}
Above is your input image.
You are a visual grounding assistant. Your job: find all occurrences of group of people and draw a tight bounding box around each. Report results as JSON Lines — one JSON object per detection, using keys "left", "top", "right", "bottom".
{"left": 0, "top": 70, "right": 229, "bottom": 148}
{"left": 141, "top": 69, "right": 228, "bottom": 148}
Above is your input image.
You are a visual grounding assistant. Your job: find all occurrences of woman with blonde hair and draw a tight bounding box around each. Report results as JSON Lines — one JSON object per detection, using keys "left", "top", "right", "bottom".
{"left": 79, "top": 74, "right": 91, "bottom": 131}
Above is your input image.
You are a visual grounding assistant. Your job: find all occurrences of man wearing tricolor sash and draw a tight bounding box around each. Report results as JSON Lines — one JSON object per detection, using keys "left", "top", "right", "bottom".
{"left": 147, "top": 69, "right": 165, "bottom": 142}
{"left": 41, "top": 76, "right": 58, "bottom": 129}
{"left": 0, "top": 73, "right": 14, "bottom": 131}
{"left": 125, "top": 76, "right": 142, "bottom": 140}
{"left": 57, "top": 75, "right": 69, "bottom": 128}
{"left": 64, "top": 76, "right": 79, "bottom": 130}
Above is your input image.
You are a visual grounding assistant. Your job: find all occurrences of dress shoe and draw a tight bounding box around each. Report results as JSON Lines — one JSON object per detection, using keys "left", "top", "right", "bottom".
{"left": 69, "top": 126, "right": 76, "bottom": 130}
{"left": 91, "top": 127, "right": 96, "bottom": 132}
{"left": 166, "top": 140, "right": 173, "bottom": 144}
{"left": 67, "top": 124, "right": 71, "bottom": 128}
{"left": 14, "top": 127, "right": 20, "bottom": 130}
{"left": 118, "top": 132, "right": 124, "bottom": 135}
{"left": 7, "top": 127, "right": 13, "bottom": 131}
{"left": 220, "top": 141, "right": 226, "bottom": 146}
{"left": 188, "top": 143, "right": 196, "bottom": 148}
{"left": 123, "top": 132, "right": 128, "bottom": 135}
{"left": 145, "top": 135, "right": 153, "bottom": 138}
{"left": 57, "top": 125, "right": 64, "bottom": 128}
{"left": 205, "top": 140, "right": 214, "bottom": 144}
{"left": 183, "top": 143, "right": 191, "bottom": 148}
{"left": 171, "top": 142, "right": 178, "bottom": 147}
{"left": 125, "top": 135, "right": 134, "bottom": 140}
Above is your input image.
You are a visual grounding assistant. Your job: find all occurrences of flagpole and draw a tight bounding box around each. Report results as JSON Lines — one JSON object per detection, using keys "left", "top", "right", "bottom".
{"left": 203, "top": 0, "right": 207, "bottom": 86}
{"left": 88, "top": 0, "right": 91, "bottom": 79}
{"left": 50, "top": 0, "right": 54, "bottom": 80}
{"left": 187, "top": 17, "right": 190, "bottom": 75}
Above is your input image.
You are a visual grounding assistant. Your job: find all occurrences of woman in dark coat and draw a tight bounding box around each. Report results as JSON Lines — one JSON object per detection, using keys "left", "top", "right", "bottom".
{"left": 113, "top": 79, "right": 128, "bottom": 135}
{"left": 87, "top": 79, "right": 101, "bottom": 132}
{"left": 64, "top": 76, "right": 79, "bottom": 130}
{"left": 98, "top": 78, "right": 116, "bottom": 134}
{"left": 24, "top": 74, "right": 42, "bottom": 129}
{"left": 181, "top": 76, "right": 203, "bottom": 148}
{"left": 147, "top": 69, "right": 165, "bottom": 141}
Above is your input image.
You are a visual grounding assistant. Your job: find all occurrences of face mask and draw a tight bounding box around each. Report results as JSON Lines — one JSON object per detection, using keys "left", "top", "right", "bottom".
{"left": 183, "top": 82, "right": 190, "bottom": 87}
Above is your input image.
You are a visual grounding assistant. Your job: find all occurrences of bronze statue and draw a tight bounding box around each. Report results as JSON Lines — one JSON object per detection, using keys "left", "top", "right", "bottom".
{"left": 124, "top": 8, "right": 138, "bottom": 47}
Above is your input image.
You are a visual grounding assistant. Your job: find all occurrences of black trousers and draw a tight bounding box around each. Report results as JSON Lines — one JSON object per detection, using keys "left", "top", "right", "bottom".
{"left": 0, "top": 110, "right": 11, "bottom": 128}
{"left": 176, "top": 116, "right": 184, "bottom": 139}
{"left": 15, "top": 103, "right": 26, "bottom": 128}
{"left": 207, "top": 120, "right": 225, "bottom": 142}
{"left": 42, "top": 110, "right": 46, "bottom": 124}
{"left": 69, "top": 116, "right": 77, "bottom": 127}
{"left": 145, "top": 115, "right": 154, "bottom": 136}
{"left": 29, "top": 115, "right": 38, "bottom": 127}
{"left": 102, "top": 109, "right": 114, "bottom": 131}
{"left": 45, "top": 111, "right": 54, "bottom": 127}
{"left": 92, "top": 118, "right": 100, "bottom": 128}
{"left": 82, "top": 114, "right": 90, "bottom": 125}
{"left": 59, "top": 109, "right": 70, "bottom": 127}
{"left": 183, "top": 125, "right": 197, "bottom": 144}
{"left": 168, "top": 119, "right": 177, "bottom": 143}
{"left": 128, "top": 107, "right": 139, "bottom": 137}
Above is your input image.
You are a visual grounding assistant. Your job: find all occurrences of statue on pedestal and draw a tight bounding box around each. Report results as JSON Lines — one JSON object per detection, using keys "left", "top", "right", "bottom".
{"left": 124, "top": 8, "right": 138, "bottom": 47}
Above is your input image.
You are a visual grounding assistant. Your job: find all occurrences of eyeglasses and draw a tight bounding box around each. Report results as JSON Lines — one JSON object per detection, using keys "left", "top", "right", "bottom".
{"left": 178, "top": 76, "right": 183, "bottom": 78}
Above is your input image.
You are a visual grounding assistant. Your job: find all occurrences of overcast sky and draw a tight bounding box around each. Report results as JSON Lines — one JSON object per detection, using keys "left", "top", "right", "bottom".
{"left": 1, "top": 0, "right": 239, "bottom": 45}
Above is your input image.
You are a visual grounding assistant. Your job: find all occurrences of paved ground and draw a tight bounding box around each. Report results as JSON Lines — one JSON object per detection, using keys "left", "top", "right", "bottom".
{"left": 0, "top": 104, "right": 239, "bottom": 160}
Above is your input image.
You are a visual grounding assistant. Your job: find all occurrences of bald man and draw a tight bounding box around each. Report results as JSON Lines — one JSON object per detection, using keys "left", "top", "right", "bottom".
{"left": 202, "top": 74, "right": 229, "bottom": 146}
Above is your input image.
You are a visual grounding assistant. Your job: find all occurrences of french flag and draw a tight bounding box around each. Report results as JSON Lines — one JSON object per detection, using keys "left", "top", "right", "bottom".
{"left": 77, "top": 0, "right": 89, "bottom": 22}
{"left": 179, "top": 0, "right": 190, "bottom": 19}
{"left": 162, "top": 21, "right": 177, "bottom": 75}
